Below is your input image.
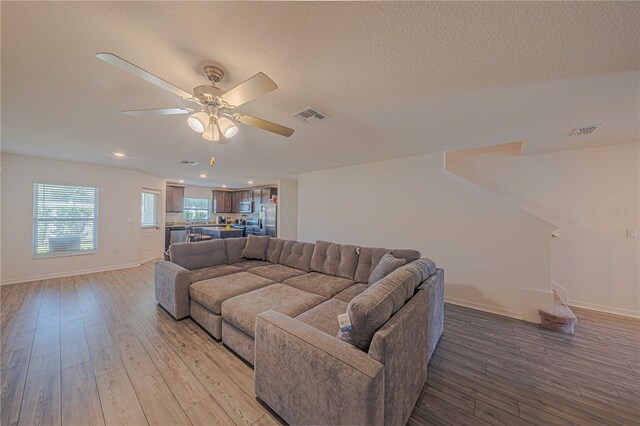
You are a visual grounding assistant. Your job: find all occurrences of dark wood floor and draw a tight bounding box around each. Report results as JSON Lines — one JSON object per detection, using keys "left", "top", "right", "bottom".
{"left": 1, "top": 263, "right": 639, "bottom": 425}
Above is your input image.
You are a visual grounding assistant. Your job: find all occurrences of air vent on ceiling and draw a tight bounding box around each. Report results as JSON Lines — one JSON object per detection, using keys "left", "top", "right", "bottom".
{"left": 180, "top": 160, "right": 199, "bottom": 166}
{"left": 569, "top": 124, "right": 601, "bottom": 136}
{"left": 291, "top": 106, "right": 328, "bottom": 124}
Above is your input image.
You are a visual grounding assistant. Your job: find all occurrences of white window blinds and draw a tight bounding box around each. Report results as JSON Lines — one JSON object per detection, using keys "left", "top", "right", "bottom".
{"left": 183, "top": 197, "right": 210, "bottom": 221}
{"left": 141, "top": 189, "right": 159, "bottom": 227}
{"left": 33, "top": 183, "right": 98, "bottom": 257}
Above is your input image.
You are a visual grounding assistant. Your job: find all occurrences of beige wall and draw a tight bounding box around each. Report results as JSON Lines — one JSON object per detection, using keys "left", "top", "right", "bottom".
{"left": 1, "top": 154, "right": 166, "bottom": 285}
{"left": 298, "top": 152, "right": 555, "bottom": 319}
{"left": 278, "top": 179, "right": 298, "bottom": 240}
{"left": 447, "top": 143, "right": 640, "bottom": 317}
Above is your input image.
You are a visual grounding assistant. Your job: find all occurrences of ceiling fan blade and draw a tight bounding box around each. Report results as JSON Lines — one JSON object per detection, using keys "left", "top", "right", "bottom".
{"left": 96, "top": 53, "right": 192, "bottom": 100}
{"left": 122, "top": 108, "right": 193, "bottom": 116}
{"left": 234, "top": 114, "right": 294, "bottom": 137}
{"left": 220, "top": 73, "right": 278, "bottom": 109}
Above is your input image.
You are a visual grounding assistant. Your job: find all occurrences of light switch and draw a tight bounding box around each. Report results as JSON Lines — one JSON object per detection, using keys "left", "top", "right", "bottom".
{"left": 627, "top": 228, "right": 638, "bottom": 238}
{"left": 127, "top": 217, "right": 133, "bottom": 223}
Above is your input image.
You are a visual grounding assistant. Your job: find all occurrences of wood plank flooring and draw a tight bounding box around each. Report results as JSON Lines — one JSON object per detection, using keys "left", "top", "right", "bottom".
{"left": 1, "top": 263, "right": 639, "bottom": 425}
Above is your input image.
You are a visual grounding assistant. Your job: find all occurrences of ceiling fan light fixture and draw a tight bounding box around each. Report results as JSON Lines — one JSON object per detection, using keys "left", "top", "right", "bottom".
{"left": 187, "top": 112, "right": 209, "bottom": 133}
{"left": 217, "top": 117, "right": 239, "bottom": 138}
{"left": 202, "top": 120, "right": 220, "bottom": 142}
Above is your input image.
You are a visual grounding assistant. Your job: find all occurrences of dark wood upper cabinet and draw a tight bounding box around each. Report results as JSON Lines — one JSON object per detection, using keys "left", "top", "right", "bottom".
{"left": 212, "top": 190, "right": 233, "bottom": 213}
{"left": 231, "top": 192, "right": 242, "bottom": 213}
{"left": 166, "top": 185, "right": 185, "bottom": 212}
{"left": 211, "top": 188, "right": 276, "bottom": 214}
{"left": 252, "top": 189, "right": 262, "bottom": 213}
{"left": 261, "top": 187, "right": 277, "bottom": 204}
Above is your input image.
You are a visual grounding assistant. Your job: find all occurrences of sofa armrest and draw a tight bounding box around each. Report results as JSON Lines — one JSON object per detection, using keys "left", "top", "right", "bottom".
{"left": 255, "top": 310, "right": 385, "bottom": 426}
{"left": 155, "top": 261, "right": 192, "bottom": 320}
{"left": 418, "top": 268, "right": 445, "bottom": 361}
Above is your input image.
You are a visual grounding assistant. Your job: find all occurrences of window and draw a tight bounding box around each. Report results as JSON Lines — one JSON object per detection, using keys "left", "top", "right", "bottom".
{"left": 183, "top": 197, "right": 210, "bottom": 221}
{"left": 141, "top": 189, "right": 159, "bottom": 228}
{"left": 33, "top": 183, "right": 98, "bottom": 257}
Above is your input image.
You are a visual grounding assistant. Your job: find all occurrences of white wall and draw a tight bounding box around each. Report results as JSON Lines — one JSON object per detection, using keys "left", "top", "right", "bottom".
{"left": 298, "top": 152, "right": 555, "bottom": 319}
{"left": 1, "top": 154, "right": 166, "bottom": 285}
{"left": 277, "top": 179, "right": 298, "bottom": 240}
{"left": 447, "top": 143, "right": 640, "bottom": 317}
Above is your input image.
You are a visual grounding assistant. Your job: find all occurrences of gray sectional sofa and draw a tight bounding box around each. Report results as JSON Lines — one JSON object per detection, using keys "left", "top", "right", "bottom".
{"left": 155, "top": 236, "right": 444, "bottom": 425}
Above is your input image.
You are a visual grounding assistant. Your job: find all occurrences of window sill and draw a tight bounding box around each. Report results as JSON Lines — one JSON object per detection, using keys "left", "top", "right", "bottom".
{"left": 142, "top": 225, "right": 159, "bottom": 229}
{"left": 33, "top": 250, "right": 98, "bottom": 260}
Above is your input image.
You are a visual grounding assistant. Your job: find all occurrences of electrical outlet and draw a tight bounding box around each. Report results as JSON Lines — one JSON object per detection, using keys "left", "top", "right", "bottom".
{"left": 627, "top": 228, "right": 638, "bottom": 238}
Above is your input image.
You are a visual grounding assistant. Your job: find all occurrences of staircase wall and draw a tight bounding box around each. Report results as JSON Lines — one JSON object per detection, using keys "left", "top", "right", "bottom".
{"left": 446, "top": 142, "right": 640, "bottom": 317}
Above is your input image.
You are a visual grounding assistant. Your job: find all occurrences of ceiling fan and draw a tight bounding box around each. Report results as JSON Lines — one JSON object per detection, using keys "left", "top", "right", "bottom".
{"left": 95, "top": 53, "right": 294, "bottom": 143}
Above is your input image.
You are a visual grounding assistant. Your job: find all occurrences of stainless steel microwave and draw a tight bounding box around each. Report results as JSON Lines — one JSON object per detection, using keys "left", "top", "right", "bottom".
{"left": 239, "top": 201, "right": 253, "bottom": 213}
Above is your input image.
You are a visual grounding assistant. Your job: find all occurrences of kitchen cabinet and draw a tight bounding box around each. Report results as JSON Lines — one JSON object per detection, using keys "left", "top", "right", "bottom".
{"left": 231, "top": 192, "right": 242, "bottom": 213}
{"left": 166, "top": 185, "right": 185, "bottom": 212}
{"left": 261, "top": 187, "right": 277, "bottom": 204}
{"left": 252, "top": 189, "right": 261, "bottom": 213}
{"left": 212, "top": 190, "right": 232, "bottom": 213}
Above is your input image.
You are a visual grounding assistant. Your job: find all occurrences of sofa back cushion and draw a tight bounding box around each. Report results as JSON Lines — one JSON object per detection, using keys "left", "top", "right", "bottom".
{"left": 368, "top": 252, "right": 406, "bottom": 284}
{"left": 310, "top": 241, "right": 360, "bottom": 280}
{"left": 354, "top": 247, "right": 421, "bottom": 283}
{"left": 266, "top": 238, "right": 286, "bottom": 263}
{"left": 169, "top": 239, "right": 227, "bottom": 271}
{"left": 338, "top": 264, "right": 419, "bottom": 351}
{"left": 241, "top": 235, "right": 271, "bottom": 260}
{"left": 224, "top": 237, "right": 247, "bottom": 264}
{"left": 278, "top": 240, "right": 315, "bottom": 271}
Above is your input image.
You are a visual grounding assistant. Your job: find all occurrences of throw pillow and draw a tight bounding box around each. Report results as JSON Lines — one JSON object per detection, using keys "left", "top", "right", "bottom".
{"left": 368, "top": 252, "right": 406, "bottom": 284}
{"left": 241, "top": 235, "right": 271, "bottom": 260}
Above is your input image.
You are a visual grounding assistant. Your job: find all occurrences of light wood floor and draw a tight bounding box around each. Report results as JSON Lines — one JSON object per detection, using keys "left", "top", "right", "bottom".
{"left": 1, "top": 263, "right": 638, "bottom": 425}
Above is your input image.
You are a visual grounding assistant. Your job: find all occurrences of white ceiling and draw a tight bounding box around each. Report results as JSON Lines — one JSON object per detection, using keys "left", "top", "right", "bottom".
{"left": 2, "top": 2, "right": 639, "bottom": 187}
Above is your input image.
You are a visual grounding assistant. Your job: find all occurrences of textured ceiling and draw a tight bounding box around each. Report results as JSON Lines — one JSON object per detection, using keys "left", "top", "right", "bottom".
{"left": 2, "top": 2, "right": 639, "bottom": 187}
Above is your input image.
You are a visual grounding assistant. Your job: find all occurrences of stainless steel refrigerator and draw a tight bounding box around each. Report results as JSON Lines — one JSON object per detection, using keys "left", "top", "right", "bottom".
{"left": 259, "top": 203, "right": 277, "bottom": 237}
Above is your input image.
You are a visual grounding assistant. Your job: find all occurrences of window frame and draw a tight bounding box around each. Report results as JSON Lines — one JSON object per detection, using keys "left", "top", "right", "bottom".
{"left": 141, "top": 188, "right": 160, "bottom": 229}
{"left": 32, "top": 181, "right": 100, "bottom": 259}
{"left": 183, "top": 197, "right": 211, "bottom": 222}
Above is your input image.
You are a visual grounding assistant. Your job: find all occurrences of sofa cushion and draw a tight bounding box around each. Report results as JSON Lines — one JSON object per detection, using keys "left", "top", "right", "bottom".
{"left": 295, "top": 299, "right": 348, "bottom": 336}
{"left": 249, "top": 264, "right": 307, "bottom": 282}
{"left": 224, "top": 237, "right": 247, "bottom": 264}
{"left": 169, "top": 239, "right": 227, "bottom": 271}
{"left": 190, "top": 265, "right": 244, "bottom": 284}
{"left": 284, "top": 272, "right": 355, "bottom": 299}
{"left": 231, "top": 260, "right": 272, "bottom": 270}
{"left": 310, "top": 241, "right": 360, "bottom": 280}
{"left": 368, "top": 252, "right": 407, "bottom": 284}
{"left": 241, "top": 235, "right": 271, "bottom": 260}
{"left": 338, "top": 265, "right": 418, "bottom": 351}
{"left": 190, "top": 272, "right": 275, "bottom": 315}
{"left": 353, "top": 247, "right": 421, "bottom": 283}
{"left": 266, "top": 238, "right": 286, "bottom": 264}
{"left": 279, "top": 240, "right": 315, "bottom": 271}
{"left": 222, "top": 284, "right": 325, "bottom": 336}
{"left": 333, "top": 283, "right": 369, "bottom": 303}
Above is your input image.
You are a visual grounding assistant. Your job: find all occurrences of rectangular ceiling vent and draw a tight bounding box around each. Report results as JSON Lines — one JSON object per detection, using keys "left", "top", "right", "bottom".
{"left": 569, "top": 124, "right": 601, "bottom": 136}
{"left": 291, "top": 106, "right": 328, "bottom": 124}
{"left": 179, "top": 160, "right": 198, "bottom": 166}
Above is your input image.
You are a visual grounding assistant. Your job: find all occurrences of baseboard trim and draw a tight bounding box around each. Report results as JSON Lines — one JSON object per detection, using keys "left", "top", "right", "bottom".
{"left": 568, "top": 300, "right": 640, "bottom": 319}
{"left": 445, "top": 296, "right": 522, "bottom": 320}
{"left": 1, "top": 262, "right": 141, "bottom": 286}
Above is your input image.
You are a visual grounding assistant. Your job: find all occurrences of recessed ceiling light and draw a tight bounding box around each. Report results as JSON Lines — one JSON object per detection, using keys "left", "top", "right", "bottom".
{"left": 248, "top": 181, "right": 254, "bottom": 184}
{"left": 222, "top": 184, "right": 227, "bottom": 188}
{"left": 112, "top": 152, "right": 126, "bottom": 157}
{"left": 178, "top": 180, "right": 184, "bottom": 183}
{"left": 200, "top": 174, "right": 207, "bottom": 178}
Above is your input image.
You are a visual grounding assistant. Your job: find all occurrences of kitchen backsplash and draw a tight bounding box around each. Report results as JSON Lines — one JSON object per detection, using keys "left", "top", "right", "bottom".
{"left": 165, "top": 212, "right": 257, "bottom": 225}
